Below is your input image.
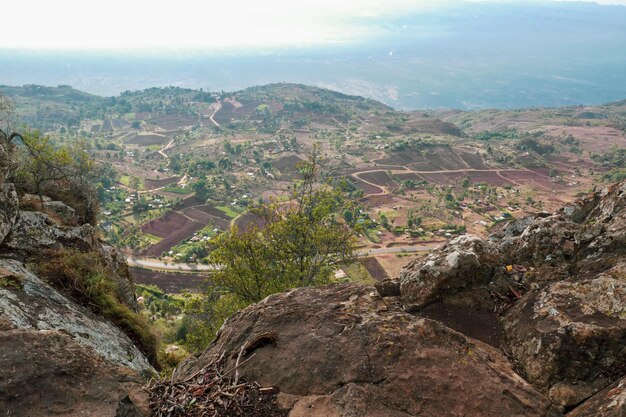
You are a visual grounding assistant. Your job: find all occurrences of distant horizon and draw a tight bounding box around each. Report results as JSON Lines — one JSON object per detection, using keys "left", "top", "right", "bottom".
{"left": 1, "top": 0, "right": 626, "bottom": 51}
{"left": 2, "top": 1, "right": 625, "bottom": 110}
{"left": 2, "top": 81, "right": 624, "bottom": 113}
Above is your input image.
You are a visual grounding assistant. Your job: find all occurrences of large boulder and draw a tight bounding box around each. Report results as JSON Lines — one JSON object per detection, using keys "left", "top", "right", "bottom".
{"left": 0, "top": 259, "right": 153, "bottom": 376}
{"left": 0, "top": 210, "right": 99, "bottom": 257}
{"left": 501, "top": 264, "right": 626, "bottom": 408}
{"left": 0, "top": 329, "right": 150, "bottom": 417}
{"left": 399, "top": 235, "right": 502, "bottom": 311}
{"left": 174, "top": 284, "right": 559, "bottom": 417}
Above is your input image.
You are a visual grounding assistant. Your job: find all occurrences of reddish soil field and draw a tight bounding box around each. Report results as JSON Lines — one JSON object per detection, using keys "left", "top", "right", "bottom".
{"left": 148, "top": 115, "right": 197, "bottom": 130}
{"left": 350, "top": 176, "right": 383, "bottom": 195}
{"left": 125, "top": 133, "right": 168, "bottom": 146}
{"left": 182, "top": 207, "right": 213, "bottom": 223}
{"left": 394, "top": 173, "right": 425, "bottom": 182}
{"left": 458, "top": 150, "right": 490, "bottom": 169}
{"left": 174, "top": 196, "right": 204, "bottom": 210}
{"left": 374, "top": 152, "right": 423, "bottom": 167}
{"left": 183, "top": 207, "right": 230, "bottom": 230}
{"left": 357, "top": 171, "right": 398, "bottom": 187}
{"left": 234, "top": 212, "right": 267, "bottom": 232}
{"left": 465, "top": 171, "right": 511, "bottom": 186}
{"left": 143, "top": 177, "right": 180, "bottom": 190}
{"left": 423, "top": 151, "right": 468, "bottom": 170}
{"left": 375, "top": 147, "right": 471, "bottom": 172}
{"left": 196, "top": 205, "right": 233, "bottom": 221}
{"left": 141, "top": 211, "right": 190, "bottom": 238}
{"left": 525, "top": 166, "right": 551, "bottom": 176}
{"left": 213, "top": 102, "right": 238, "bottom": 124}
{"left": 407, "top": 161, "right": 443, "bottom": 172}
{"left": 359, "top": 257, "right": 389, "bottom": 281}
{"left": 499, "top": 170, "right": 563, "bottom": 190}
{"left": 130, "top": 267, "right": 208, "bottom": 293}
{"left": 362, "top": 194, "right": 395, "bottom": 208}
{"left": 368, "top": 165, "right": 407, "bottom": 171}
{"left": 419, "top": 171, "right": 465, "bottom": 185}
{"left": 273, "top": 155, "right": 304, "bottom": 178}
{"left": 142, "top": 219, "right": 205, "bottom": 257}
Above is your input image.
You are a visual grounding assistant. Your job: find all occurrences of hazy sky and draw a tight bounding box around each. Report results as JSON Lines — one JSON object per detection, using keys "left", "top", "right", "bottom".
{"left": 1, "top": 0, "right": 624, "bottom": 50}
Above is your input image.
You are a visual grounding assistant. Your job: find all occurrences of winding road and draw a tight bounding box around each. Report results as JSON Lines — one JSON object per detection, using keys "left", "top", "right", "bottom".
{"left": 126, "top": 243, "right": 441, "bottom": 272}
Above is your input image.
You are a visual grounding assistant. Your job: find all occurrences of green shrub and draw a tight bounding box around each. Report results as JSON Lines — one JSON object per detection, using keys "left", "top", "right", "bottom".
{"left": 37, "top": 249, "right": 160, "bottom": 367}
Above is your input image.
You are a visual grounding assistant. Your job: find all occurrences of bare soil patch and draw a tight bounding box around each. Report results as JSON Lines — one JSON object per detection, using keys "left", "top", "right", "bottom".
{"left": 359, "top": 257, "right": 389, "bottom": 281}
{"left": 234, "top": 212, "right": 267, "bottom": 232}
{"left": 362, "top": 194, "right": 395, "bottom": 208}
{"left": 143, "top": 176, "right": 180, "bottom": 190}
{"left": 457, "top": 150, "right": 490, "bottom": 169}
{"left": 350, "top": 176, "right": 383, "bottom": 195}
{"left": 125, "top": 133, "right": 168, "bottom": 146}
{"left": 357, "top": 171, "right": 398, "bottom": 187}
{"left": 273, "top": 155, "right": 304, "bottom": 179}
{"left": 142, "top": 219, "right": 205, "bottom": 257}
{"left": 130, "top": 267, "right": 207, "bottom": 293}
{"left": 141, "top": 211, "right": 190, "bottom": 238}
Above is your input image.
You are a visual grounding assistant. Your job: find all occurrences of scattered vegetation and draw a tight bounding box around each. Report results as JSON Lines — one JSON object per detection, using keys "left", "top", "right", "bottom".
{"left": 37, "top": 249, "right": 160, "bottom": 367}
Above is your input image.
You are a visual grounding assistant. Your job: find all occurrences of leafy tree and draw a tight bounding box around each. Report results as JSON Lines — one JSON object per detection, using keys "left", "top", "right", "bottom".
{"left": 192, "top": 179, "right": 212, "bottom": 202}
{"left": 129, "top": 175, "right": 142, "bottom": 190}
{"left": 13, "top": 131, "right": 73, "bottom": 203}
{"left": 209, "top": 152, "right": 356, "bottom": 303}
{"left": 184, "top": 151, "right": 356, "bottom": 349}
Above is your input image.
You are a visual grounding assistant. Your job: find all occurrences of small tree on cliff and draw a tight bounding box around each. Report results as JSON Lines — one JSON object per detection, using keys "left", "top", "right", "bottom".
{"left": 183, "top": 150, "right": 357, "bottom": 350}
{"left": 209, "top": 150, "right": 357, "bottom": 303}
{"left": 10, "top": 131, "right": 99, "bottom": 224}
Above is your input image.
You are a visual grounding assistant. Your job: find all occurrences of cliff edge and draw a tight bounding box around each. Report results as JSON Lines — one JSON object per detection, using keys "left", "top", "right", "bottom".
{"left": 0, "top": 133, "right": 154, "bottom": 417}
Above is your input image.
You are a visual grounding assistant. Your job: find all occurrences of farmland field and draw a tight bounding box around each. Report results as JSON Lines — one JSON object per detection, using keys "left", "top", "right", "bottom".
{"left": 130, "top": 267, "right": 207, "bottom": 293}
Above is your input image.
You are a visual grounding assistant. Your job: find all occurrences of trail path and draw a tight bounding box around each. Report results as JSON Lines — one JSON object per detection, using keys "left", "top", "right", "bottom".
{"left": 158, "top": 139, "right": 174, "bottom": 159}
{"left": 209, "top": 101, "right": 221, "bottom": 127}
{"left": 127, "top": 243, "right": 440, "bottom": 272}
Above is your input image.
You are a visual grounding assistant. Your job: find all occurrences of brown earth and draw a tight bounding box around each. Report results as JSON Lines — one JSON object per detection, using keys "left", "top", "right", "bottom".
{"left": 130, "top": 267, "right": 207, "bottom": 293}
{"left": 171, "top": 284, "right": 559, "bottom": 417}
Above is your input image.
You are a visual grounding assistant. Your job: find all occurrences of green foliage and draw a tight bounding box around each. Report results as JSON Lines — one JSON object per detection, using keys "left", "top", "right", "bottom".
{"left": 192, "top": 179, "right": 212, "bottom": 202}
{"left": 13, "top": 130, "right": 73, "bottom": 195}
{"left": 601, "top": 168, "right": 626, "bottom": 182}
{"left": 182, "top": 290, "right": 246, "bottom": 353}
{"left": 184, "top": 151, "right": 357, "bottom": 350}
{"left": 0, "top": 273, "right": 23, "bottom": 290}
{"left": 591, "top": 148, "right": 626, "bottom": 167}
{"left": 37, "top": 249, "right": 160, "bottom": 367}
{"left": 13, "top": 132, "right": 100, "bottom": 224}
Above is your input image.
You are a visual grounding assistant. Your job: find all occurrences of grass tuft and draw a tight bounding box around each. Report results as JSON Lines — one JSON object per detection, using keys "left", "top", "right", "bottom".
{"left": 37, "top": 249, "right": 160, "bottom": 368}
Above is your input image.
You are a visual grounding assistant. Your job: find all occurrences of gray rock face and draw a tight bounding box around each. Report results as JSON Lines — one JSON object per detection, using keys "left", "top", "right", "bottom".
{"left": 502, "top": 265, "right": 626, "bottom": 407}
{"left": 0, "top": 259, "right": 153, "bottom": 376}
{"left": 0, "top": 329, "right": 151, "bottom": 417}
{"left": 0, "top": 182, "right": 19, "bottom": 244}
{"left": 399, "top": 235, "right": 502, "bottom": 311}
{"left": 99, "top": 244, "right": 138, "bottom": 310}
{"left": 44, "top": 199, "right": 77, "bottom": 221}
{"left": 174, "top": 284, "right": 559, "bottom": 417}
{"left": 1, "top": 210, "right": 98, "bottom": 256}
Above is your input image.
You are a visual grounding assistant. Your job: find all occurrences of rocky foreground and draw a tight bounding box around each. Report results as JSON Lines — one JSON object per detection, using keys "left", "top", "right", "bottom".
{"left": 168, "top": 180, "right": 625, "bottom": 416}
{"left": 0, "top": 135, "right": 154, "bottom": 416}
